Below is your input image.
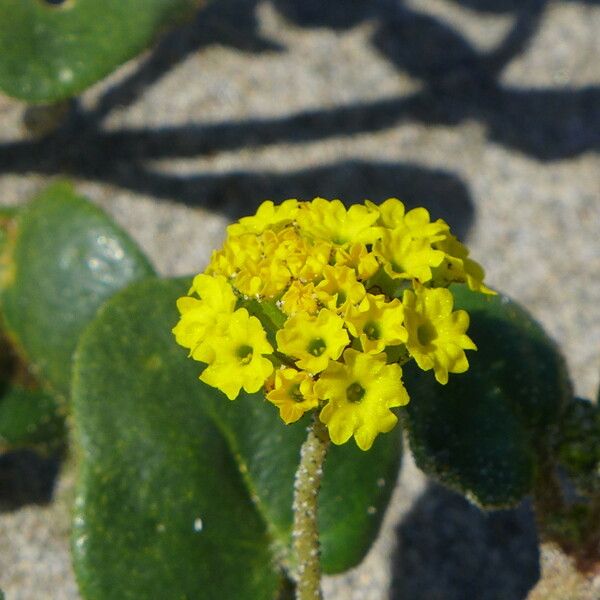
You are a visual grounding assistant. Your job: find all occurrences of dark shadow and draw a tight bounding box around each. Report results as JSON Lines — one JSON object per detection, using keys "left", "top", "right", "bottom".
{"left": 272, "top": 0, "right": 376, "bottom": 29}
{"left": 391, "top": 483, "right": 540, "bottom": 600}
{"left": 272, "top": 0, "right": 600, "bottom": 160}
{"left": 448, "top": 0, "right": 530, "bottom": 13}
{"left": 0, "top": 96, "right": 424, "bottom": 172}
{"left": 0, "top": 334, "right": 65, "bottom": 512}
{"left": 87, "top": 0, "right": 283, "bottom": 125}
{"left": 488, "top": 86, "right": 600, "bottom": 160}
{"left": 0, "top": 450, "right": 62, "bottom": 511}
{"left": 104, "top": 160, "right": 475, "bottom": 237}
{"left": 370, "top": 0, "right": 548, "bottom": 83}
{"left": 453, "top": 0, "right": 600, "bottom": 10}
{"left": 0, "top": 0, "right": 598, "bottom": 207}
{"left": 373, "top": 6, "right": 483, "bottom": 80}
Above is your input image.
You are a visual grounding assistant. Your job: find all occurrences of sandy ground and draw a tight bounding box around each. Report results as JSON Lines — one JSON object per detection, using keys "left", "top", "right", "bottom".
{"left": 1, "top": 1, "right": 599, "bottom": 598}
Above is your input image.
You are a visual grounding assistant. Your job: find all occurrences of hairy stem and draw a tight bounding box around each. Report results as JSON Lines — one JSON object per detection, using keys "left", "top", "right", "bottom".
{"left": 292, "top": 415, "right": 330, "bottom": 600}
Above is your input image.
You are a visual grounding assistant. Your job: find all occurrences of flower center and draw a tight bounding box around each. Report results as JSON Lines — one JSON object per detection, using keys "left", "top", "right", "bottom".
{"left": 417, "top": 322, "right": 437, "bottom": 346}
{"left": 364, "top": 320, "right": 380, "bottom": 340}
{"left": 346, "top": 382, "right": 366, "bottom": 403}
{"left": 307, "top": 337, "right": 327, "bottom": 357}
{"left": 289, "top": 383, "right": 304, "bottom": 403}
{"left": 236, "top": 344, "right": 254, "bottom": 365}
{"left": 391, "top": 260, "right": 403, "bottom": 274}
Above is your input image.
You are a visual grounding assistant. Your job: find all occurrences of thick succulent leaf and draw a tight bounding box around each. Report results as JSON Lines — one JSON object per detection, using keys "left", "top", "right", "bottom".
{"left": 72, "top": 278, "right": 282, "bottom": 600}
{"left": 222, "top": 293, "right": 401, "bottom": 572}
{"left": 0, "top": 383, "right": 64, "bottom": 451}
{"left": 401, "top": 284, "right": 571, "bottom": 508}
{"left": 0, "top": 0, "right": 202, "bottom": 102}
{"left": 0, "top": 207, "right": 18, "bottom": 288}
{"left": 0, "top": 206, "right": 17, "bottom": 239}
{"left": 318, "top": 429, "right": 401, "bottom": 573}
{"left": 0, "top": 182, "right": 154, "bottom": 398}
{"left": 555, "top": 397, "right": 600, "bottom": 495}
{"left": 450, "top": 285, "right": 571, "bottom": 433}
{"left": 0, "top": 206, "right": 65, "bottom": 451}
{"left": 204, "top": 372, "right": 402, "bottom": 574}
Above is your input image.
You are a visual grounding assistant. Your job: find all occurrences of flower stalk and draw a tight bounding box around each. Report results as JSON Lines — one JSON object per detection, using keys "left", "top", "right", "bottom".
{"left": 292, "top": 415, "right": 330, "bottom": 600}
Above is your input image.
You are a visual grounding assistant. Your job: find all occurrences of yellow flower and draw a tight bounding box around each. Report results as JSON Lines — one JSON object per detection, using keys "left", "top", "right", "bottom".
{"left": 227, "top": 199, "right": 299, "bottom": 236}
{"left": 276, "top": 308, "right": 350, "bottom": 373}
{"left": 345, "top": 294, "right": 408, "bottom": 354}
{"left": 315, "top": 349, "right": 408, "bottom": 450}
{"left": 264, "top": 227, "right": 308, "bottom": 281}
{"left": 188, "top": 273, "right": 237, "bottom": 312}
{"left": 210, "top": 230, "right": 294, "bottom": 298}
{"left": 366, "top": 197, "right": 405, "bottom": 228}
{"left": 315, "top": 265, "right": 366, "bottom": 313}
{"left": 267, "top": 368, "right": 319, "bottom": 424}
{"left": 198, "top": 308, "right": 274, "bottom": 400}
{"left": 176, "top": 197, "right": 490, "bottom": 426}
{"left": 234, "top": 254, "right": 291, "bottom": 298}
{"left": 296, "top": 198, "right": 380, "bottom": 245}
{"left": 207, "top": 232, "right": 262, "bottom": 280}
{"left": 172, "top": 297, "right": 217, "bottom": 353}
{"left": 280, "top": 281, "right": 319, "bottom": 316}
{"left": 432, "top": 234, "right": 496, "bottom": 295}
{"left": 403, "top": 286, "right": 477, "bottom": 384}
{"left": 375, "top": 226, "right": 447, "bottom": 282}
{"left": 172, "top": 274, "right": 237, "bottom": 352}
{"left": 334, "top": 242, "right": 380, "bottom": 280}
{"left": 296, "top": 239, "right": 332, "bottom": 282}
{"left": 371, "top": 200, "right": 450, "bottom": 282}
{"left": 369, "top": 197, "right": 446, "bottom": 232}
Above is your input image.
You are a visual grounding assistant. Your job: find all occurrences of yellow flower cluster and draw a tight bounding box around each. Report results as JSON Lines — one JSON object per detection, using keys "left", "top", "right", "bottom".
{"left": 173, "top": 198, "right": 493, "bottom": 450}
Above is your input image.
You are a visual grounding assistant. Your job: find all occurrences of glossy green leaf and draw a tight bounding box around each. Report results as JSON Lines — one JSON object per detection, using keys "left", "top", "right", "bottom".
{"left": 0, "top": 0, "right": 201, "bottom": 102}
{"left": 401, "top": 285, "right": 571, "bottom": 508}
{"left": 72, "top": 278, "right": 282, "bottom": 600}
{"left": 204, "top": 370, "right": 402, "bottom": 575}
{"left": 1, "top": 182, "right": 155, "bottom": 398}
{"left": 0, "top": 206, "right": 66, "bottom": 451}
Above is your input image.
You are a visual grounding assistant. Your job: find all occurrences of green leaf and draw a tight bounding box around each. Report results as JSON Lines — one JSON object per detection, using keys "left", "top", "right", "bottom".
{"left": 73, "top": 276, "right": 401, "bottom": 596}
{"left": 319, "top": 429, "right": 401, "bottom": 572}
{"left": 1, "top": 181, "right": 155, "bottom": 398}
{"left": 0, "top": 383, "right": 64, "bottom": 451}
{"left": 0, "top": 205, "right": 66, "bottom": 452}
{"left": 213, "top": 287, "right": 401, "bottom": 572}
{"left": 72, "top": 278, "right": 282, "bottom": 600}
{"left": 0, "top": 0, "right": 201, "bottom": 102}
{"left": 555, "top": 397, "right": 600, "bottom": 495}
{"left": 401, "top": 285, "right": 571, "bottom": 508}
{"left": 204, "top": 373, "right": 401, "bottom": 575}
{"left": 0, "top": 321, "right": 65, "bottom": 452}
{"left": 0, "top": 206, "right": 18, "bottom": 289}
